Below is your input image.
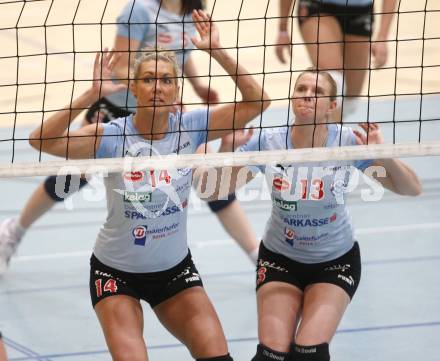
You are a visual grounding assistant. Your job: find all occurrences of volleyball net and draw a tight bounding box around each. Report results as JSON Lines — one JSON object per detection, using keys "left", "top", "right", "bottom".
{"left": 0, "top": 0, "right": 439, "bottom": 178}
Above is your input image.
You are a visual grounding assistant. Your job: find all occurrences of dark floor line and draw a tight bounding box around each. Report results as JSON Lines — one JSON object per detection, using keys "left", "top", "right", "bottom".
{"left": 3, "top": 336, "right": 51, "bottom": 361}
{"left": 1, "top": 254, "right": 440, "bottom": 296}
{"left": 7, "top": 321, "right": 440, "bottom": 360}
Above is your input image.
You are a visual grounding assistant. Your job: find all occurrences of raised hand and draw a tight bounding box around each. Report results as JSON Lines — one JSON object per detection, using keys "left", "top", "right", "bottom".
{"left": 220, "top": 128, "right": 254, "bottom": 152}
{"left": 191, "top": 9, "right": 220, "bottom": 51}
{"left": 92, "top": 48, "right": 127, "bottom": 98}
{"left": 353, "top": 123, "right": 384, "bottom": 145}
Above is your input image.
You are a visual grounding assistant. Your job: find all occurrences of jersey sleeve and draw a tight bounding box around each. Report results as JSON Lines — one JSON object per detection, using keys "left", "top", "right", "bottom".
{"left": 181, "top": 108, "right": 210, "bottom": 149}
{"left": 116, "top": 0, "right": 150, "bottom": 42}
{"left": 348, "top": 127, "right": 374, "bottom": 170}
{"left": 237, "top": 129, "right": 266, "bottom": 174}
{"left": 96, "top": 122, "right": 123, "bottom": 159}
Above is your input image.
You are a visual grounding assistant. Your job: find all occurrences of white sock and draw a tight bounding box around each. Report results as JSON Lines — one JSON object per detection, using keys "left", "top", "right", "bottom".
{"left": 13, "top": 218, "right": 27, "bottom": 240}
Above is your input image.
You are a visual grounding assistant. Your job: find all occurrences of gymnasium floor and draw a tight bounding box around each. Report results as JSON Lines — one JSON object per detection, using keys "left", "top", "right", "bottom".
{"left": 0, "top": 96, "right": 439, "bottom": 360}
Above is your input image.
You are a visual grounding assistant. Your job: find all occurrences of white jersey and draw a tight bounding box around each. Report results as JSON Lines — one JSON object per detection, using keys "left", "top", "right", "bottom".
{"left": 94, "top": 109, "right": 209, "bottom": 272}
{"left": 239, "top": 124, "right": 372, "bottom": 263}
{"left": 108, "top": 0, "right": 197, "bottom": 111}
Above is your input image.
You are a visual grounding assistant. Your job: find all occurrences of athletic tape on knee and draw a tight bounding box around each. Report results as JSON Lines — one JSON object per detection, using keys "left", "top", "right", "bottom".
{"left": 44, "top": 175, "right": 88, "bottom": 202}
{"left": 326, "top": 71, "right": 345, "bottom": 108}
{"left": 291, "top": 343, "right": 329, "bottom": 361}
{"left": 251, "top": 344, "right": 290, "bottom": 361}
{"left": 196, "top": 354, "right": 233, "bottom": 361}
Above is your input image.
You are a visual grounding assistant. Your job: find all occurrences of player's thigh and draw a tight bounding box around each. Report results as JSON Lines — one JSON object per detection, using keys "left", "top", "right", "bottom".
{"left": 154, "top": 286, "right": 228, "bottom": 359}
{"left": 95, "top": 295, "right": 148, "bottom": 361}
{"left": 257, "top": 281, "right": 303, "bottom": 352}
{"left": 300, "top": 15, "right": 344, "bottom": 70}
{"left": 343, "top": 34, "right": 371, "bottom": 95}
{"left": 295, "top": 283, "right": 350, "bottom": 345}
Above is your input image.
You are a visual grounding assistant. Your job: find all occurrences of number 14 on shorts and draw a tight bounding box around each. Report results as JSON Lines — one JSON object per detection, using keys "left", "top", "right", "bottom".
{"left": 95, "top": 278, "right": 118, "bottom": 298}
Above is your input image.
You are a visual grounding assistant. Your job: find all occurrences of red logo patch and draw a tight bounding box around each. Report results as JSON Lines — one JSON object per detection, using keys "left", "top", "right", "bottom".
{"left": 284, "top": 227, "right": 295, "bottom": 240}
{"left": 124, "top": 171, "right": 144, "bottom": 182}
{"left": 273, "top": 177, "right": 291, "bottom": 191}
{"left": 158, "top": 33, "right": 173, "bottom": 44}
{"left": 257, "top": 267, "right": 267, "bottom": 286}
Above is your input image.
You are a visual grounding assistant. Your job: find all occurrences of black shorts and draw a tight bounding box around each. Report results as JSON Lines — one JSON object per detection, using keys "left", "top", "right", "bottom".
{"left": 85, "top": 97, "right": 132, "bottom": 124}
{"left": 298, "top": 0, "right": 374, "bottom": 37}
{"left": 89, "top": 251, "right": 204, "bottom": 308}
{"left": 256, "top": 241, "right": 361, "bottom": 299}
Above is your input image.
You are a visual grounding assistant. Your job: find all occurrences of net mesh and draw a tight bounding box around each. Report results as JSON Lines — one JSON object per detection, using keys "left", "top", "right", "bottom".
{"left": 0, "top": 0, "right": 439, "bottom": 177}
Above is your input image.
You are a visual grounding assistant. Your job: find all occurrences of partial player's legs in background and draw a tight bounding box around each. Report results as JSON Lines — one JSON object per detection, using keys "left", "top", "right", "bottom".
{"left": 0, "top": 333, "right": 7, "bottom": 361}
{"left": 299, "top": 14, "right": 345, "bottom": 122}
{"left": 343, "top": 34, "right": 371, "bottom": 117}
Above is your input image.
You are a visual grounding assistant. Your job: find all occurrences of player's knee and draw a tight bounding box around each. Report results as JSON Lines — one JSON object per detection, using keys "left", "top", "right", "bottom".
{"left": 251, "top": 344, "right": 290, "bottom": 361}
{"left": 196, "top": 354, "right": 233, "bottom": 361}
{"left": 44, "top": 175, "right": 88, "bottom": 202}
{"left": 111, "top": 349, "right": 145, "bottom": 361}
{"left": 207, "top": 193, "right": 236, "bottom": 213}
{"left": 291, "top": 343, "right": 329, "bottom": 361}
{"left": 106, "top": 340, "right": 144, "bottom": 361}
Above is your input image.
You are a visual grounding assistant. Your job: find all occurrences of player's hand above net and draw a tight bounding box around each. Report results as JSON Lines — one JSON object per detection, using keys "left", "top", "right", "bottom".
{"left": 353, "top": 123, "right": 384, "bottom": 145}
{"left": 219, "top": 128, "right": 254, "bottom": 152}
{"left": 91, "top": 48, "right": 127, "bottom": 99}
{"left": 191, "top": 10, "right": 220, "bottom": 51}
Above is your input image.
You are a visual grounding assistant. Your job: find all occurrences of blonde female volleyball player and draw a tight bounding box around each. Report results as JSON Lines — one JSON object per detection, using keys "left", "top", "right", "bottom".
{"left": 276, "top": 0, "right": 396, "bottom": 117}
{"left": 28, "top": 10, "right": 270, "bottom": 361}
{"left": 209, "top": 69, "right": 421, "bottom": 361}
{"left": 0, "top": 0, "right": 260, "bottom": 275}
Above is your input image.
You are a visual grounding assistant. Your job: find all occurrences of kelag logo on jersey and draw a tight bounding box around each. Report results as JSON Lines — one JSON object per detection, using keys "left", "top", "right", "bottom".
{"left": 284, "top": 227, "right": 296, "bottom": 246}
{"left": 273, "top": 198, "right": 297, "bottom": 212}
{"left": 124, "top": 191, "right": 151, "bottom": 203}
{"left": 133, "top": 225, "right": 147, "bottom": 246}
